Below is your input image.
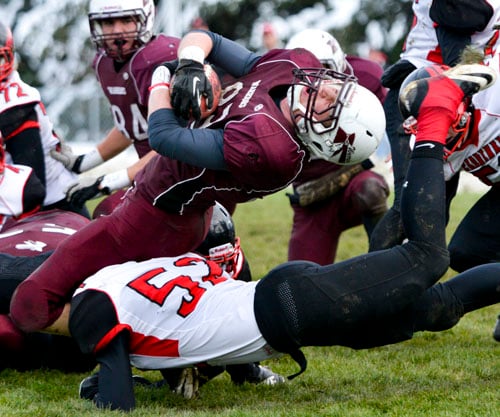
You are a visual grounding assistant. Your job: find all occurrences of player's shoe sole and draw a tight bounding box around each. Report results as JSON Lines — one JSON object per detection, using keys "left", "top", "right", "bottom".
{"left": 443, "top": 64, "right": 497, "bottom": 96}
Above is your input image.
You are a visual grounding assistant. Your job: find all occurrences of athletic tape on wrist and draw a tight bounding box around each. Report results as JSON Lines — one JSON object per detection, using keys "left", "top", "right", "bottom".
{"left": 79, "top": 148, "right": 104, "bottom": 172}
{"left": 178, "top": 45, "right": 205, "bottom": 64}
{"left": 100, "top": 169, "right": 131, "bottom": 192}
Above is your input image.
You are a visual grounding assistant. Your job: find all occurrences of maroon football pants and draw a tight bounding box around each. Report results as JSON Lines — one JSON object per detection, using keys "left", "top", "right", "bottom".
{"left": 10, "top": 190, "right": 213, "bottom": 333}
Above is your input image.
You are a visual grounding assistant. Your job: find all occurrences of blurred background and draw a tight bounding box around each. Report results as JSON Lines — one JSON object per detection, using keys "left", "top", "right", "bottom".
{"left": 0, "top": 0, "right": 413, "bottom": 144}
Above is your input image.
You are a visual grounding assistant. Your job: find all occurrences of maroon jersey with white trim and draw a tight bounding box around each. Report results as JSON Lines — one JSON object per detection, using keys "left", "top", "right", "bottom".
{"left": 93, "top": 34, "right": 180, "bottom": 157}
{"left": 135, "top": 48, "right": 319, "bottom": 214}
{"left": 0, "top": 209, "right": 89, "bottom": 256}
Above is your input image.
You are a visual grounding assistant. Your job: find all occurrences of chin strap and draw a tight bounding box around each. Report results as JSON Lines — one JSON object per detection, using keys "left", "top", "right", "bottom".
{"left": 287, "top": 349, "right": 308, "bottom": 380}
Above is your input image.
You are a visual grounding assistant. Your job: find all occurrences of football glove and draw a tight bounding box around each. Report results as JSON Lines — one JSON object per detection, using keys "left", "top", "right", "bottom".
{"left": 170, "top": 59, "right": 214, "bottom": 121}
{"left": 66, "top": 176, "right": 109, "bottom": 208}
{"left": 66, "top": 170, "right": 130, "bottom": 207}
{"left": 149, "top": 64, "right": 172, "bottom": 92}
{"left": 50, "top": 140, "right": 103, "bottom": 174}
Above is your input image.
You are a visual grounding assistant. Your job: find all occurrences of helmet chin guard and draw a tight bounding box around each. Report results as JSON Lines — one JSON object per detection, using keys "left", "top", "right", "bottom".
{"left": 288, "top": 68, "right": 385, "bottom": 165}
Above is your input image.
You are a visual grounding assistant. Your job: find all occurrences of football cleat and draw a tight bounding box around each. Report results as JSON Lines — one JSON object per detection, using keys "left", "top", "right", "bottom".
{"left": 443, "top": 64, "right": 497, "bottom": 96}
{"left": 256, "top": 365, "right": 287, "bottom": 385}
{"left": 493, "top": 315, "right": 500, "bottom": 342}
{"left": 229, "top": 363, "right": 286, "bottom": 386}
{"left": 399, "top": 64, "right": 497, "bottom": 120}
{"left": 79, "top": 373, "right": 99, "bottom": 401}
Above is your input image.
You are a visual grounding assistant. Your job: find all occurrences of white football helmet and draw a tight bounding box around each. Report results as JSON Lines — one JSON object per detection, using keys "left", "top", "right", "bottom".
{"left": 288, "top": 68, "right": 385, "bottom": 165}
{"left": 88, "top": 0, "right": 155, "bottom": 61}
{"left": 286, "top": 29, "right": 352, "bottom": 74}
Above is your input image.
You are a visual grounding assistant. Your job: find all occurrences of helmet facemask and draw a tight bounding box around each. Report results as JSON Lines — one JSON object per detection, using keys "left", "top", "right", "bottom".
{"left": 89, "top": 7, "right": 151, "bottom": 61}
{"left": 288, "top": 68, "right": 358, "bottom": 159}
{"left": 204, "top": 237, "right": 244, "bottom": 279}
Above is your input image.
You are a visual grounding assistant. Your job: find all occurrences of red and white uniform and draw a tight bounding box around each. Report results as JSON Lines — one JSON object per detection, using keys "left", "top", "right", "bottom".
{"left": 73, "top": 255, "right": 279, "bottom": 369}
{"left": 0, "top": 71, "right": 78, "bottom": 205}
{"left": 401, "top": 0, "right": 500, "bottom": 68}
{"left": 445, "top": 87, "right": 500, "bottom": 185}
{"left": 0, "top": 164, "right": 33, "bottom": 230}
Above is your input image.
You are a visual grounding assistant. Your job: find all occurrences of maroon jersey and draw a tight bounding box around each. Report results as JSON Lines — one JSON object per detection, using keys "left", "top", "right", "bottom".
{"left": 0, "top": 209, "right": 89, "bottom": 256}
{"left": 93, "top": 34, "right": 180, "bottom": 157}
{"left": 135, "top": 48, "right": 320, "bottom": 214}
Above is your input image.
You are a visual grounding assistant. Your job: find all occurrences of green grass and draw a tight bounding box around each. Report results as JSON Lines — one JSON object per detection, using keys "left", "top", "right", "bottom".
{"left": 1, "top": 190, "right": 498, "bottom": 417}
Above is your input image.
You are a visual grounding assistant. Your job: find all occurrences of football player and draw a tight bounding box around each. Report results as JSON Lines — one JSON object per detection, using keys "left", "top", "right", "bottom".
{"left": 0, "top": 22, "right": 86, "bottom": 217}
{"left": 50, "top": 0, "right": 179, "bottom": 211}
{"left": 284, "top": 29, "right": 390, "bottom": 265}
{"left": 7, "top": 29, "right": 384, "bottom": 345}
{"left": 67, "top": 65, "right": 500, "bottom": 411}
{"left": 369, "top": 0, "right": 500, "bottom": 342}
{"left": 0, "top": 202, "right": 282, "bottom": 385}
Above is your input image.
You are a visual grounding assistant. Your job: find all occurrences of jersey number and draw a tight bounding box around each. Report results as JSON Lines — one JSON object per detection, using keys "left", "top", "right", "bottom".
{"left": 127, "top": 257, "right": 226, "bottom": 317}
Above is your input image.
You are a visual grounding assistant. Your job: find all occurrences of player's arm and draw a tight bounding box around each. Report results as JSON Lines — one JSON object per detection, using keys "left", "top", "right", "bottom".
{"left": 1, "top": 103, "right": 46, "bottom": 186}
{"left": 148, "top": 67, "right": 227, "bottom": 170}
{"left": 93, "top": 331, "right": 135, "bottom": 411}
{"left": 169, "top": 30, "right": 260, "bottom": 121}
{"left": 431, "top": 0, "right": 493, "bottom": 65}
{"left": 51, "top": 127, "right": 130, "bottom": 174}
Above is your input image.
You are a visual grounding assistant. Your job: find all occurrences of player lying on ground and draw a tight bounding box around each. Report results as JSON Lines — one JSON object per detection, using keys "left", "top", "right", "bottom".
{"left": 65, "top": 64, "right": 500, "bottom": 411}
{"left": 0, "top": 202, "right": 283, "bottom": 389}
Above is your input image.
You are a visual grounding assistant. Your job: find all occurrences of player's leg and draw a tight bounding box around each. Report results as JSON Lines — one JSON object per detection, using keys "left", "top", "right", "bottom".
{"left": 255, "top": 65, "right": 495, "bottom": 351}
{"left": 344, "top": 170, "right": 389, "bottom": 238}
{"left": 448, "top": 186, "right": 500, "bottom": 272}
{"left": 369, "top": 87, "right": 410, "bottom": 251}
{"left": 288, "top": 201, "right": 340, "bottom": 265}
{"left": 413, "top": 263, "right": 500, "bottom": 332}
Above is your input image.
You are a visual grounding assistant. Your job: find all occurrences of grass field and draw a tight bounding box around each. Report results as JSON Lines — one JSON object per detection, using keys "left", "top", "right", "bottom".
{"left": 0, "top": 190, "right": 498, "bottom": 417}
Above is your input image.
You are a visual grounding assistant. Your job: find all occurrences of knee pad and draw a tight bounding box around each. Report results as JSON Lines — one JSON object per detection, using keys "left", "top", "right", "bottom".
{"left": 353, "top": 177, "right": 390, "bottom": 216}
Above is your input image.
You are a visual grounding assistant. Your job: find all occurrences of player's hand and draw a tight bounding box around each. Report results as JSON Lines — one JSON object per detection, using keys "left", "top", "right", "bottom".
{"left": 50, "top": 139, "right": 83, "bottom": 173}
{"left": 170, "top": 59, "right": 214, "bottom": 121}
{"left": 149, "top": 64, "right": 172, "bottom": 92}
{"left": 173, "top": 368, "right": 200, "bottom": 400}
{"left": 65, "top": 176, "right": 110, "bottom": 207}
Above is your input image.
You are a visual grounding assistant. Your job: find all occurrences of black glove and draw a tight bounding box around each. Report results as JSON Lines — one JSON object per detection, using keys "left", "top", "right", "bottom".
{"left": 170, "top": 59, "right": 214, "bottom": 121}
{"left": 66, "top": 176, "right": 110, "bottom": 208}
{"left": 381, "top": 59, "right": 417, "bottom": 89}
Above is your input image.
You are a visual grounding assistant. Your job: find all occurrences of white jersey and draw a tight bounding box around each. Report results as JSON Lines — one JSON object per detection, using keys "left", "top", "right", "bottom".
{"left": 0, "top": 164, "right": 33, "bottom": 230}
{"left": 444, "top": 86, "right": 500, "bottom": 185}
{"left": 73, "top": 254, "right": 280, "bottom": 369}
{"left": 401, "top": 0, "right": 500, "bottom": 68}
{"left": 0, "top": 71, "right": 78, "bottom": 205}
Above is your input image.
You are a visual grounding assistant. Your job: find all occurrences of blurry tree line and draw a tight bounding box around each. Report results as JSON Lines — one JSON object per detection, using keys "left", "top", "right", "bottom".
{"left": 1, "top": 0, "right": 413, "bottom": 142}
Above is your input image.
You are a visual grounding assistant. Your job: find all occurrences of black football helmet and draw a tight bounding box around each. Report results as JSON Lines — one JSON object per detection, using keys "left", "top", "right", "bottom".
{"left": 0, "top": 22, "right": 14, "bottom": 83}
{"left": 399, "top": 63, "right": 473, "bottom": 159}
{"left": 196, "top": 202, "right": 246, "bottom": 280}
